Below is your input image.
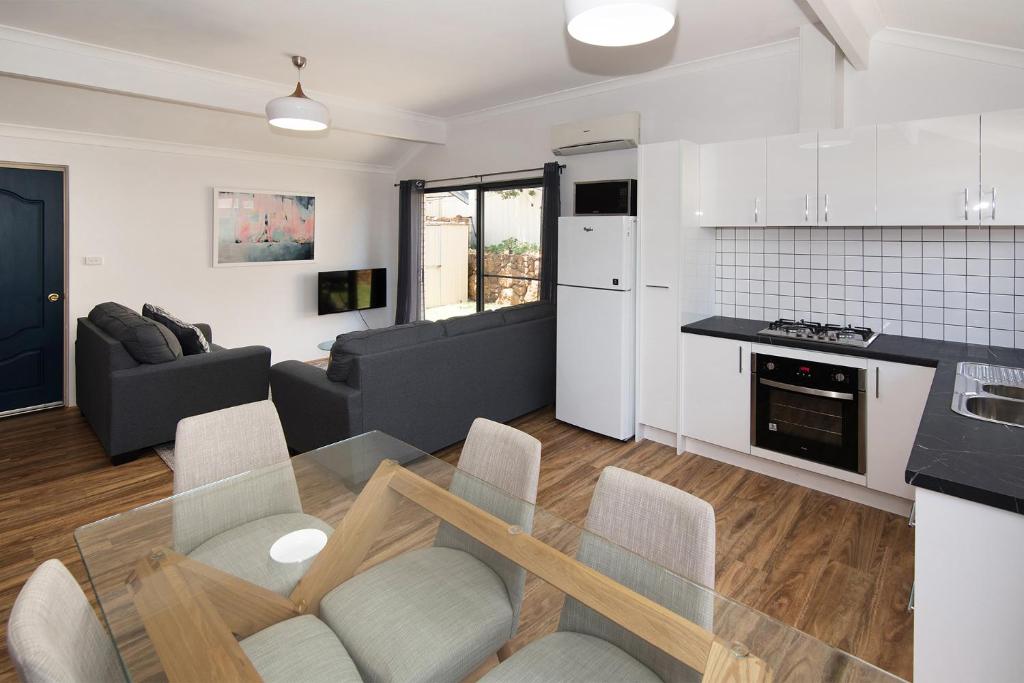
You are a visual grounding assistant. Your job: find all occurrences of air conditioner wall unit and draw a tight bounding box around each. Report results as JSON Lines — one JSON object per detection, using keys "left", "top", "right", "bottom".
{"left": 551, "top": 112, "right": 640, "bottom": 156}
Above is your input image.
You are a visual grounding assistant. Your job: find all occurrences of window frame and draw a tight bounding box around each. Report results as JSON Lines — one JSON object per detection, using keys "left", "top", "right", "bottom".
{"left": 424, "top": 177, "right": 544, "bottom": 314}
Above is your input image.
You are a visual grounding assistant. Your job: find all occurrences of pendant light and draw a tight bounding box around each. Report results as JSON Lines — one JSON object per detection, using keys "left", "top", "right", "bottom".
{"left": 266, "top": 56, "right": 330, "bottom": 131}
{"left": 565, "top": 0, "right": 678, "bottom": 47}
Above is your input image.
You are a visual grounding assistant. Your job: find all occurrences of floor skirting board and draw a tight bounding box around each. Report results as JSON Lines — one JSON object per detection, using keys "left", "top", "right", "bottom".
{"left": 681, "top": 437, "right": 914, "bottom": 517}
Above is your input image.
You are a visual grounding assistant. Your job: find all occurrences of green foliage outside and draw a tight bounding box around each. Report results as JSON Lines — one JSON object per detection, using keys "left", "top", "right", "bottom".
{"left": 484, "top": 237, "right": 540, "bottom": 255}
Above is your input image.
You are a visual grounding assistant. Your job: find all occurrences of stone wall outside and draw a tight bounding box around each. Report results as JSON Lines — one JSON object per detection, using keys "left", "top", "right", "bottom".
{"left": 468, "top": 251, "right": 541, "bottom": 305}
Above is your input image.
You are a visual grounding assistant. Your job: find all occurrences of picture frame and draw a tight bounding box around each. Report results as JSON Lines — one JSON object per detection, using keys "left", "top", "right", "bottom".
{"left": 213, "top": 187, "right": 317, "bottom": 267}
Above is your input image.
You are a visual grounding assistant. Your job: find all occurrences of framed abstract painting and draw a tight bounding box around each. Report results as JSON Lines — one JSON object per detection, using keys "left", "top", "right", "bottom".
{"left": 213, "top": 188, "right": 316, "bottom": 266}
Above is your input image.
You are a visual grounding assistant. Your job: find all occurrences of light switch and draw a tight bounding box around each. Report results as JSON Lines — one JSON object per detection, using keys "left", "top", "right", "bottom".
{"left": 84, "top": 256, "right": 103, "bottom": 266}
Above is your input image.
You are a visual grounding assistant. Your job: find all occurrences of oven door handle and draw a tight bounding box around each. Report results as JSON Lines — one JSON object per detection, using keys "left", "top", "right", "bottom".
{"left": 759, "top": 378, "right": 855, "bottom": 401}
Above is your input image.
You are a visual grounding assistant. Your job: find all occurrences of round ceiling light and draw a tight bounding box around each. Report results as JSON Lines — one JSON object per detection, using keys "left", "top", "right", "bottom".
{"left": 565, "top": 0, "right": 677, "bottom": 47}
{"left": 266, "top": 56, "right": 330, "bottom": 131}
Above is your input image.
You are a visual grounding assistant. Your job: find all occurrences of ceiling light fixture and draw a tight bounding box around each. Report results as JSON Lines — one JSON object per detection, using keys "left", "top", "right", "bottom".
{"left": 266, "top": 55, "right": 330, "bottom": 131}
{"left": 565, "top": 0, "right": 677, "bottom": 47}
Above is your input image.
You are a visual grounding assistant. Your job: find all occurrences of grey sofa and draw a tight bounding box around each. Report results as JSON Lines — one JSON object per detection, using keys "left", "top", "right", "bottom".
{"left": 76, "top": 305, "right": 271, "bottom": 463}
{"left": 271, "top": 301, "right": 555, "bottom": 454}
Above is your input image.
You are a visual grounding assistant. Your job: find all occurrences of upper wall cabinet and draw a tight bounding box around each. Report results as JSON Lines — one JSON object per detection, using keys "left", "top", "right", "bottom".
{"left": 767, "top": 132, "right": 817, "bottom": 226}
{"left": 700, "top": 137, "right": 766, "bottom": 227}
{"left": 818, "top": 125, "right": 877, "bottom": 227}
{"left": 981, "top": 109, "right": 1024, "bottom": 226}
{"left": 877, "top": 114, "right": 980, "bottom": 226}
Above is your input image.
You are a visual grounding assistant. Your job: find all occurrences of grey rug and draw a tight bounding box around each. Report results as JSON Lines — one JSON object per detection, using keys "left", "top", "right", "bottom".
{"left": 153, "top": 442, "right": 175, "bottom": 471}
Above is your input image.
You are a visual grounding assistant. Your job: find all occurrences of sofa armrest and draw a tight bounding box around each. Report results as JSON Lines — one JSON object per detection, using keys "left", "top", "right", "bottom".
{"left": 270, "top": 360, "right": 363, "bottom": 453}
{"left": 105, "top": 345, "right": 271, "bottom": 455}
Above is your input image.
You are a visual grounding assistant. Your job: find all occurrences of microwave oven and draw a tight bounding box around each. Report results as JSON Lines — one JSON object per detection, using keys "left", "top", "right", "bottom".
{"left": 574, "top": 179, "right": 637, "bottom": 216}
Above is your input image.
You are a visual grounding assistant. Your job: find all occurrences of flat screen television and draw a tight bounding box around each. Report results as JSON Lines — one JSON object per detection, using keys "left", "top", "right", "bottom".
{"left": 318, "top": 268, "right": 387, "bottom": 315}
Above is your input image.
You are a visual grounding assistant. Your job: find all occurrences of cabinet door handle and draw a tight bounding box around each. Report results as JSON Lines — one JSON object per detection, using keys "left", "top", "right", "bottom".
{"left": 992, "top": 186, "right": 997, "bottom": 221}
{"left": 964, "top": 187, "right": 969, "bottom": 221}
{"left": 875, "top": 366, "right": 880, "bottom": 399}
{"left": 738, "top": 346, "right": 743, "bottom": 374}
{"left": 754, "top": 197, "right": 759, "bottom": 224}
{"left": 645, "top": 284, "right": 669, "bottom": 289}
{"left": 804, "top": 194, "right": 809, "bottom": 222}
{"left": 824, "top": 193, "right": 829, "bottom": 223}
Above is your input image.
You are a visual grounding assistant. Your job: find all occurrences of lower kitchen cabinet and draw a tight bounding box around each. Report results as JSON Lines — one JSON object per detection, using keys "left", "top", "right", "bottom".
{"left": 865, "top": 360, "right": 935, "bottom": 499}
{"left": 681, "top": 333, "right": 751, "bottom": 453}
{"left": 915, "top": 488, "right": 1024, "bottom": 682}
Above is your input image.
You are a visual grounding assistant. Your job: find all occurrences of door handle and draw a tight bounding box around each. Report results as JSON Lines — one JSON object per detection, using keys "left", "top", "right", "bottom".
{"left": 964, "top": 187, "right": 969, "bottom": 221}
{"left": 875, "top": 366, "right": 879, "bottom": 399}
{"left": 991, "top": 186, "right": 997, "bottom": 221}
{"left": 47, "top": 292, "right": 60, "bottom": 302}
{"left": 645, "top": 284, "right": 669, "bottom": 289}
{"left": 804, "top": 194, "right": 809, "bottom": 222}
{"left": 738, "top": 346, "right": 743, "bottom": 374}
{"left": 824, "top": 193, "right": 829, "bottom": 223}
{"left": 754, "top": 197, "right": 759, "bottom": 224}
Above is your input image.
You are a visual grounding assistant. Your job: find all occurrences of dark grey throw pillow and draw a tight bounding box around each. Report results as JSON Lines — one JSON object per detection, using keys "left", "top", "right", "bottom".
{"left": 88, "top": 302, "right": 183, "bottom": 364}
{"left": 142, "top": 303, "right": 210, "bottom": 355}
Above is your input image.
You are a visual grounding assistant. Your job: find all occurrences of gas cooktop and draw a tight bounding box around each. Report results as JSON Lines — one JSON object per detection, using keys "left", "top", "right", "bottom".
{"left": 758, "top": 319, "right": 879, "bottom": 348}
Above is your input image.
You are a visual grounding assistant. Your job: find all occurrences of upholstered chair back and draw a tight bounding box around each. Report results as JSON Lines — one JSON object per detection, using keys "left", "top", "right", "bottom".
{"left": 7, "top": 559, "right": 125, "bottom": 683}
{"left": 560, "top": 466, "right": 716, "bottom": 683}
{"left": 434, "top": 418, "right": 541, "bottom": 633}
{"left": 172, "top": 400, "right": 302, "bottom": 553}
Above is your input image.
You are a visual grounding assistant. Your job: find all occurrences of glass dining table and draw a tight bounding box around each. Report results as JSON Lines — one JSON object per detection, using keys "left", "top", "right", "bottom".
{"left": 75, "top": 430, "right": 906, "bottom": 683}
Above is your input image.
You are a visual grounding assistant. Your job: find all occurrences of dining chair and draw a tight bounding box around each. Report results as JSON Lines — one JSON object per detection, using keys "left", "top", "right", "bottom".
{"left": 171, "top": 400, "right": 333, "bottom": 595}
{"left": 6, "top": 559, "right": 125, "bottom": 683}
{"left": 320, "top": 417, "right": 542, "bottom": 683}
{"left": 479, "top": 466, "right": 716, "bottom": 683}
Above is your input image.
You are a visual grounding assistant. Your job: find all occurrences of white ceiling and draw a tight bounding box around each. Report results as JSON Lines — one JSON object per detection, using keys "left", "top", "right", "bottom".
{"left": 876, "top": 0, "right": 1024, "bottom": 51}
{"left": 0, "top": 0, "right": 813, "bottom": 117}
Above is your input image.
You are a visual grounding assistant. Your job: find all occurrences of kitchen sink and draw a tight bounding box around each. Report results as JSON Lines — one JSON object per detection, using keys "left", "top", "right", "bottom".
{"left": 952, "top": 362, "right": 1024, "bottom": 428}
{"left": 982, "top": 384, "right": 1024, "bottom": 401}
{"left": 962, "top": 396, "right": 1024, "bottom": 427}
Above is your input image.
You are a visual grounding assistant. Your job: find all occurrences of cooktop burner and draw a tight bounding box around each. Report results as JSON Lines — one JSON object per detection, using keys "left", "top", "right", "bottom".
{"left": 758, "top": 319, "right": 878, "bottom": 348}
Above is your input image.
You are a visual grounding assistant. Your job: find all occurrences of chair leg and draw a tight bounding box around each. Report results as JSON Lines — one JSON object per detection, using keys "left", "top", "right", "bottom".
{"left": 497, "top": 642, "right": 514, "bottom": 662}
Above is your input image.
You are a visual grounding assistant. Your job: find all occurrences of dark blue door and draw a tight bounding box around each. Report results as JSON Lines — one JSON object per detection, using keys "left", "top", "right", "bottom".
{"left": 0, "top": 167, "right": 65, "bottom": 415}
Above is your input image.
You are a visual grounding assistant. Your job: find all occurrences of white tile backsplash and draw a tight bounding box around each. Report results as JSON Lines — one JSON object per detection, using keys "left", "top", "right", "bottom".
{"left": 715, "top": 226, "right": 1024, "bottom": 348}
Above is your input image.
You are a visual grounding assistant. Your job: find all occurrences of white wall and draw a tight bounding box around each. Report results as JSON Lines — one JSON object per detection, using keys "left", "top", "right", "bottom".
{"left": 0, "top": 130, "right": 397, "bottom": 404}
{"left": 845, "top": 35, "right": 1024, "bottom": 126}
{"left": 400, "top": 44, "right": 802, "bottom": 209}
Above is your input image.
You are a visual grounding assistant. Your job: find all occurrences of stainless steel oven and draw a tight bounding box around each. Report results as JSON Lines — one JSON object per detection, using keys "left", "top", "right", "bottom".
{"left": 751, "top": 353, "right": 866, "bottom": 474}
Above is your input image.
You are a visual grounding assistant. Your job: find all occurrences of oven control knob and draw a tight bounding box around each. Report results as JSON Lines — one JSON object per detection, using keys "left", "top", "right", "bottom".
{"left": 834, "top": 372, "right": 846, "bottom": 382}
{"left": 766, "top": 362, "right": 775, "bottom": 371}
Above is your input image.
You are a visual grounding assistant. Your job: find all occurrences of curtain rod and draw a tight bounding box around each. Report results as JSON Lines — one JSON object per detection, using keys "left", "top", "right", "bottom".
{"left": 393, "top": 164, "right": 565, "bottom": 188}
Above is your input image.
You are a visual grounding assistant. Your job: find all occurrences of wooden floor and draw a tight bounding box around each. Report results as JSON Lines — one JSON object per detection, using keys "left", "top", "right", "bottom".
{"left": 0, "top": 406, "right": 913, "bottom": 681}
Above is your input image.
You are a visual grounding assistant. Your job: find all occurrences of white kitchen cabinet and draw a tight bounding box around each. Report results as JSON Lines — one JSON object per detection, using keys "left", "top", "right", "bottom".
{"left": 818, "top": 125, "right": 877, "bottom": 226}
{"left": 981, "top": 108, "right": 1024, "bottom": 226}
{"left": 699, "top": 137, "right": 766, "bottom": 227}
{"left": 681, "top": 333, "right": 751, "bottom": 453}
{"left": 915, "top": 488, "right": 1024, "bottom": 682}
{"left": 766, "top": 131, "right": 817, "bottom": 227}
{"left": 877, "top": 114, "right": 980, "bottom": 226}
{"left": 636, "top": 141, "right": 682, "bottom": 433}
{"left": 865, "top": 360, "right": 935, "bottom": 499}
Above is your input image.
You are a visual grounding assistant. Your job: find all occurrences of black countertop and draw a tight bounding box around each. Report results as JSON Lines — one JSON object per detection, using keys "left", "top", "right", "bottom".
{"left": 681, "top": 316, "right": 1024, "bottom": 515}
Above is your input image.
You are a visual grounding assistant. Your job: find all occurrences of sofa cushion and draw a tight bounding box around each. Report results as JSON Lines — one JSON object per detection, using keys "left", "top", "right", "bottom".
{"left": 501, "top": 301, "right": 554, "bottom": 325}
{"left": 88, "top": 302, "right": 182, "bottom": 364}
{"left": 442, "top": 310, "right": 504, "bottom": 337}
{"left": 327, "top": 321, "right": 443, "bottom": 382}
{"left": 142, "top": 303, "right": 210, "bottom": 355}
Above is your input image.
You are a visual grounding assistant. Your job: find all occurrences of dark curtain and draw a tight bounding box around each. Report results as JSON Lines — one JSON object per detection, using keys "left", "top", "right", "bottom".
{"left": 395, "top": 179, "right": 425, "bottom": 325}
{"left": 540, "top": 162, "right": 561, "bottom": 301}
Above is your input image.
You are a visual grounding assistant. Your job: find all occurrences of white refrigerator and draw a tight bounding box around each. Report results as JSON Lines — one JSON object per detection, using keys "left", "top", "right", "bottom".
{"left": 555, "top": 216, "right": 636, "bottom": 440}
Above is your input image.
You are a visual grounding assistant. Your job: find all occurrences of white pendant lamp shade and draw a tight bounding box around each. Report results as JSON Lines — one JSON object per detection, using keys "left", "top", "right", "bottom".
{"left": 266, "top": 56, "right": 330, "bottom": 131}
{"left": 565, "top": 0, "right": 677, "bottom": 47}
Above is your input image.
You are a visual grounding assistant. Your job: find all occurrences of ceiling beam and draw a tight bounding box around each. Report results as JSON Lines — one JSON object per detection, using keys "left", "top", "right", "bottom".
{"left": 0, "top": 25, "right": 447, "bottom": 145}
{"left": 802, "top": 0, "right": 883, "bottom": 70}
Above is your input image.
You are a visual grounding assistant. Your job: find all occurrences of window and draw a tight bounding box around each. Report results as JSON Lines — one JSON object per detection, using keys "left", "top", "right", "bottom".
{"left": 423, "top": 180, "right": 544, "bottom": 321}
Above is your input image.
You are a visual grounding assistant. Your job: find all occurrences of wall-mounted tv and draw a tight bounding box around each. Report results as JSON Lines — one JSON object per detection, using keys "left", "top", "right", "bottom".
{"left": 318, "top": 268, "right": 387, "bottom": 315}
